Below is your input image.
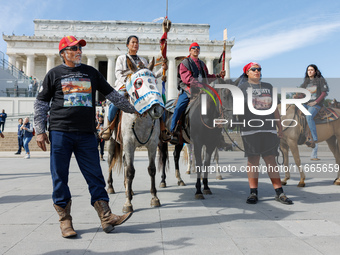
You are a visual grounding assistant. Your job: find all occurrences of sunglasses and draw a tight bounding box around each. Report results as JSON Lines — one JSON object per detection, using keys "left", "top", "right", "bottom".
{"left": 249, "top": 67, "right": 261, "bottom": 72}
{"left": 64, "top": 45, "right": 82, "bottom": 51}
{"left": 191, "top": 46, "right": 200, "bottom": 50}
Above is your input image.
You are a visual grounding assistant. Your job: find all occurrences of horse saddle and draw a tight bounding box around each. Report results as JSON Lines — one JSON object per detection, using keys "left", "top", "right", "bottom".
{"left": 314, "top": 107, "right": 339, "bottom": 124}
{"left": 165, "top": 95, "right": 198, "bottom": 115}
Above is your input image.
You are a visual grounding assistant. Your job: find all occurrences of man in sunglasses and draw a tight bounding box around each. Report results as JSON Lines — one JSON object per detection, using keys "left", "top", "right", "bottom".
{"left": 34, "top": 36, "right": 135, "bottom": 238}
{"left": 170, "top": 42, "right": 225, "bottom": 144}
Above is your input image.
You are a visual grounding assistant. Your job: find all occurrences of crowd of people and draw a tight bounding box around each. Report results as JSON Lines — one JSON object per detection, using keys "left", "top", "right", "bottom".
{"left": 0, "top": 33, "right": 332, "bottom": 238}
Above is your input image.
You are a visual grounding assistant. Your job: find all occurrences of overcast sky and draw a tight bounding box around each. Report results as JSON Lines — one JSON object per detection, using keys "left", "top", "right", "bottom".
{"left": 1, "top": 0, "right": 339, "bottom": 98}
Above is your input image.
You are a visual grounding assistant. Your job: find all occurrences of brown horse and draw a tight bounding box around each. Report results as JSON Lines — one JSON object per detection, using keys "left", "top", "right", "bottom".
{"left": 330, "top": 99, "right": 340, "bottom": 109}
{"left": 279, "top": 104, "right": 340, "bottom": 187}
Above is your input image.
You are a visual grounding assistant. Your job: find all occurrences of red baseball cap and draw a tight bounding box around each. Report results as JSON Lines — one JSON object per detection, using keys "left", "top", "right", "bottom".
{"left": 189, "top": 42, "right": 200, "bottom": 51}
{"left": 59, "top": 36, "right": 86, "bottom": 52}
{"left": 243, "top": 62, "right": 261, "bottom": 73}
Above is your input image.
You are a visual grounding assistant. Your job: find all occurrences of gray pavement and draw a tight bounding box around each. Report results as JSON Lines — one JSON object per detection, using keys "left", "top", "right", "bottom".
{"left": 1, "top": 149, "right": 340, "bottom": 255}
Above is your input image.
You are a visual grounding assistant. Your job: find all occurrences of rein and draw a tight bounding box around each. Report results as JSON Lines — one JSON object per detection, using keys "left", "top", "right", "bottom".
{"left": 282, "top": 104, "right": 297, "bottom": 132}
{"left": 199, "top": 91, "right": 224, "bottom": 129}
{"left": 131, "top": 115, "right": 155, "bottom": 145}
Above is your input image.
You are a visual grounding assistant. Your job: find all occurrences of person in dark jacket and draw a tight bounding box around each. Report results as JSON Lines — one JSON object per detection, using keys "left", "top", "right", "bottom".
{"left": 0, "top": 109, "right": 7, "bottom": 132}
{"left": 15, "top": 118, "right": 24, "bottom": 155}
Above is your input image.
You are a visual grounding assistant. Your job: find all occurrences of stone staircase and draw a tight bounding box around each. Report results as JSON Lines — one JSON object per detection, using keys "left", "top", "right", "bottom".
{"left": 0, "top": 132, "right": 49, "bottom": 151}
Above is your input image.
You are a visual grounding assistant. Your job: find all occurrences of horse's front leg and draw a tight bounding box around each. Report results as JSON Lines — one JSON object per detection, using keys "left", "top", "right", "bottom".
{"left": 325, "top": 136, "right": 340, "bottom": 185}
{"left": 107, "top": 138, "right": 115, "bottom": 194}
{"left": 123, "top": 149, "right": 135, "bottom": 213}
{"left": 174, "top": 143, "right": 186, "bottom": 186}
{"left": 148, "top": 148, "right": 161, "bottom": 207}
{"left": 202, "top": 145, "right": 214, "bottom": 195}
{"left": 159, "top": 142, "right": 168, "bottom": 188}
{"left": 214, "top": 147, "right": 223, "bottom": 180}
{"left": 287, "top": 138, "right": 305, "bottom": 187}
{"left": 280, "top": 140, "right": 290, "bottom": 186}
{"left": 194, "top": 143, "right": 204, "bottom": 199}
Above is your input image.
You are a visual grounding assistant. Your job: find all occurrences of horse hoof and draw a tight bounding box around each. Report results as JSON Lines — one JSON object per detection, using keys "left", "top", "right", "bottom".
{"left": 107, "top": 187, "right": 115, "bottom": 194}
{"left": 159, "top": 182, "right": 166, "bottom": 188}
{"left": 297, "top": 183, "right": 305, "bottom": 187}
{"left": 216, "top": 176, "right": 223, "bottom": 180}
{"left": 186, "top": 170, "right": 191, "bottom": 174}
{"left": 178, "top": 181, "right": 186, "bottom": 186}
{"left": 333, "top": 179, "right": 340, "bottom": 185}
{"left": 151, "top": 198, "right": 161, "bottom": 207}
{"left": 123, "top": 205, "right": 133, "bottom": 213}
{"left": 203, "top": 189, "right": 212, "bottom": 195}
{"left": 281, "top": 181, "right": 287, "bottom": 186}
{"left": 195, "top": 194, "right": 205, "bottom": 200}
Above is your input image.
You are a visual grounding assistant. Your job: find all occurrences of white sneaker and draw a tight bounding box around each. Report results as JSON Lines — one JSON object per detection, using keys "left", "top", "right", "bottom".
{"left": 24, "top": 154, "right": 30, "bottom": 159}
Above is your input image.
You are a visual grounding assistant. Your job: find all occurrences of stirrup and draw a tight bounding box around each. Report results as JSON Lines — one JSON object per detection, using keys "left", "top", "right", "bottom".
{"left": 161, "top": 130, "right": 171, "bottom": 142}
{"left": 99, "top": 126, "right": 113, "bottom": 141}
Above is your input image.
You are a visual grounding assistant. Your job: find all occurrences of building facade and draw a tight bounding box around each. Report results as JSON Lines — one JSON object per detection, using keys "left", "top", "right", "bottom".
{"left": 3, "top": 19, "right": 234, "bottom": 100}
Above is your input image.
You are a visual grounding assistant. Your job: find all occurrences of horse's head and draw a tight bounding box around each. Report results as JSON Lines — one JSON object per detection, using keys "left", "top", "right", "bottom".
{"left": 218, "top": 83, "right": 234, "bottom": 128}
{"left": 125, "top": 57, "right": 164, "bottom": 119}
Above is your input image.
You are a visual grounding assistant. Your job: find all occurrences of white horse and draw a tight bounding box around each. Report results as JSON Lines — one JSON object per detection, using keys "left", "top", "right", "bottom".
{"left": 107, "top": 57, "right": 164, "bottom": 213}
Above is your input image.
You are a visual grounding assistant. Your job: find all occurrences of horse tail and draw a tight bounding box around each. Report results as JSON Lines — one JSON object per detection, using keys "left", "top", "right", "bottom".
{"left": 158, "top": 141, "right": 169, "bottom": 173}
{"left": 108, "top": 140, "right": 123, "bottom": 175}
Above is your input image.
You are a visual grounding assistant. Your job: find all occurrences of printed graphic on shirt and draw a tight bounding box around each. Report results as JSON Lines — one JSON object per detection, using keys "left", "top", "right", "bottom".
{"left": 252, "top": 88, "right": 272, "bottom": 110}
{"left": 306, "top": 84, "right": 317, "bottom": 100}
{"left": 61, "top": 78, "right": 92, "bottom": 107}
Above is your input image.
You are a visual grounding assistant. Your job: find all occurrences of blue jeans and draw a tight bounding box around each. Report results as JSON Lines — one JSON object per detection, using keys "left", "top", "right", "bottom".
{"left": 170, "top": 92, "right": 190, "bottom": 133}
{"left": 23, "top": 137, "right": 32, "bottom": 153}
{"left": 304, "top": 104, "right": 321, "bottom": 141}
{"left": 108, "top": 90, "right": 126, "bottom": 122}
{"left": 49, "top": 131, "right": 109, "bottom": 208}
{"left": 311, "top": 143, "right": 318, "bottom": 159}
{"left": 17, "top": 136, "right": 23, "bottom": 153}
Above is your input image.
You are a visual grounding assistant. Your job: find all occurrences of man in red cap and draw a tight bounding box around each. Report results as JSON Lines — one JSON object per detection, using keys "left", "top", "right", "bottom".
{"left": 34, "top": 36, "right": 135, "bottom": 238}
{"left": 170, "top": 42, "right": 225, "bottom": 143}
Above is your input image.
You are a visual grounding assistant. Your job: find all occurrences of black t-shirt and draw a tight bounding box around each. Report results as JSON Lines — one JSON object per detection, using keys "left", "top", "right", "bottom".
{"left": 37, "top": 64, "right": 113, "bottom": 133}
{"left": 237, "top": 81, "right": 277, "bottom": 135}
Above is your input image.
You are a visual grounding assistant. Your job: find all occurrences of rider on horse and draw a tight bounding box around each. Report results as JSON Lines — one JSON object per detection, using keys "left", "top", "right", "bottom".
{"left": 102, "top": 35, "right": 169, "bottom": 141}
{"left": 296, "top": 64, "right": 329, "bottom": 148}
{"left": 170, "top": 42, "right": 226, "bottom": 144}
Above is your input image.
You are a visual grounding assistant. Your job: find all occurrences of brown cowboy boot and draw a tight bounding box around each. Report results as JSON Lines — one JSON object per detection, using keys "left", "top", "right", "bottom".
{"left": 304, "top": 126, "right": 315, "bottom": 148}
{"left": 53, "top": 200, "right": 77, "bottom": 238}
{"left": 94, "top": 200, "right": 132, "bottom": 233}
{"left": 100, "top": 119, "right": 113, "bottom": 141}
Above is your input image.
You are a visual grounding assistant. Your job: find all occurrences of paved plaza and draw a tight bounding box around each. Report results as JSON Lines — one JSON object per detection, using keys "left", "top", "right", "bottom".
{"left": 1, "top": 148, "right": 340, "bottom": 255}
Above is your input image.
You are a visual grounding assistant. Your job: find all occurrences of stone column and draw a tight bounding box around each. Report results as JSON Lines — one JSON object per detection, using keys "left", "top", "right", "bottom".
{"left": 167, "top": 57, "right": 177, "bottom": 100}
{"left": 107, "top": 55, "right": 116, "bottom": 87}
{"left": 87, "top": 55, "right": 96, "bottom": 68}
{"left": 26, "top": 54, "right": 36, "bottom": 78}
{"left": 46, "top": 54, "right": 55, "bottom": 73}
{"left": 8, "top": 55, "right": 17, "bottom": 66}
{"left": 206, "top": 57, "right": 214, "bottom": 74}
{"left": 15, "top": 60, "right": 22, "bottom": 70}
{"left": 225, "top": 57, "right": 231, "bottom": 79}
{"left": 8, "top": 55, "right": 17, "bottom": 75}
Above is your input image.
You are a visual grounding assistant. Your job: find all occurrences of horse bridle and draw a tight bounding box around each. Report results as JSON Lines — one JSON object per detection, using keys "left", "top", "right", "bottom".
{"left": 131, "top": 114, "right": 155, "bottom": 145}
